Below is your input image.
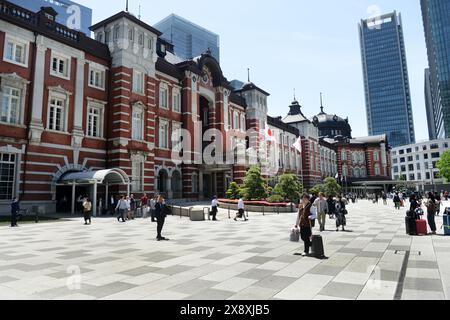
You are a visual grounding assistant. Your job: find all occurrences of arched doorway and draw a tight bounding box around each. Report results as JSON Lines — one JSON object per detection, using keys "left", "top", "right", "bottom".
{"left": 171, "top": 170, "right": 182, "bottom": 199}
{"left": 157, "top": 169, "right": 169, "bottom": 198}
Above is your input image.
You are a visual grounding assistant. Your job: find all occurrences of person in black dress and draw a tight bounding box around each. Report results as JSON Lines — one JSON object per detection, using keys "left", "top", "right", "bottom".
{"left": 154, "top": 196, "right": 170, "bottom": 241}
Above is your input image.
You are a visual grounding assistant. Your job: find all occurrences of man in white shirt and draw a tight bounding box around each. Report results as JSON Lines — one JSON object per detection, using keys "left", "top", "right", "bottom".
{"left": 235, "top": 198, "right": 248, "bottom": 221}
{"left": 211, "top": 196, "right": 219, "bottom": 221}
{"left": 116, "top": 196, "right": 127, "bottom": 223}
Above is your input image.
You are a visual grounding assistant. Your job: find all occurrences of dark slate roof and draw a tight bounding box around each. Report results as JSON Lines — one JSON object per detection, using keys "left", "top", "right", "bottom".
{"left": 230, "top": 93, "right": 247, "bottom": 108}
{"left": 267, "top": 115, "right": 299, "bottom": 136}
{"left": 0, "top": 0, "right": 111, "bottom": 61}
{"left": 90, "top": 11, "right": 163, "bottom": 36}
{"left": 156, "top": 57, "right": 183, "bottom": 80}
{"left": 235, "top": 82, "right": 270, "bottom": 96}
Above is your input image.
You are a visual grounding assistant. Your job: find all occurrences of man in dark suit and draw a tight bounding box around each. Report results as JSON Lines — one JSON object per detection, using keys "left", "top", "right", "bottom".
{"left": 11, "top": 197, "right": 20, "bottom": 227}
{"left": 154, "top": 196, "right": 170, "bottom": 241}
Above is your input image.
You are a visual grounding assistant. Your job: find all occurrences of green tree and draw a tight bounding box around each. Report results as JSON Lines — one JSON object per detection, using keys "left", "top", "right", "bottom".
{"left": 437, "top": 150, "right": 450, "bottom": 182}
{"left": 309, "top": 185, "right": 324, "bottom": 195}
{"left": 226, "top": 182, "right": 242, "bottom": 199}
{"left": 240, "top": 166, "right": 268, "bottom": 200}
{"left": 273, "top": 174, "right": 303, "bottom": 202}
{"left": 322, "top": 177, "right": 342, "bottom": 197}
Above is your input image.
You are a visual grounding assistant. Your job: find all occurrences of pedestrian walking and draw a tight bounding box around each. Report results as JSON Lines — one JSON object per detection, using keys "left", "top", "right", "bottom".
{"left": 154, "top": 195, "right": 170, "bottom": 241}
{"left": 295, "top": 193, "right": 313, "bottom": 257}
{"left": 211, "top": 196, "right": 219, "bottom": 221}
{"left": 128, "top": 194, "right": 136, "bottom": 220}
{"left": 83, "top": 198, "right": 92, "bottom": 225}
{"left": 382, "top": 192, "right": 388, "bottom": 205}
{"left": 116, "top": 196, "right": 127, "bottom": 222}
{"left": 435, "top": 193, "right": 442, "bottom": 216}
{"left": 335, "top": 196, "right": 347, "bottom": 232}
{"left": 141, "top": 193, "right": 149, "bottom": 219}
{"left": 11, "top": 197, "right": 20, "bottom": 228}
{"left": 327, "top": 195, "right": 336, "bottom": 219}
{"left": 150, "top": 195, "right": 157, "bottom": 222}
{"left": 425, "top": 192, "right": 437, "bottom": 235}
{"left": 314, "top": 193, "right": 329, "bottom": 232}
{"left": 393, "top": 193, "right": 401, "bottom": 210}
{"left": 234, "top": 198, "right": 248, "bottom": 221}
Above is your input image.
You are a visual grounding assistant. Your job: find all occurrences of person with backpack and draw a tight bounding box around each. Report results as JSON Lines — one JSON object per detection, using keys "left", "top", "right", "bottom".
{"left": 154, "top": 195, "right": 170, "bottom": 241}
{"left": 425, "top": 192, "right": 437, "bottom": 235}
{"left": 335, "top": 195, "right": 347, "bottom": 232}
{"left": 314, "top": 193, "right": 329, "bottom": 232}
{"left": 295, "top": 193, "right": 314, "bottom": 257}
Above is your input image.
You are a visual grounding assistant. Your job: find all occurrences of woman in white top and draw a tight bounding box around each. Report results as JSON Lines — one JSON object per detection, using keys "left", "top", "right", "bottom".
{"left": 83, "top": 198, "right": 92, "bottom": 225}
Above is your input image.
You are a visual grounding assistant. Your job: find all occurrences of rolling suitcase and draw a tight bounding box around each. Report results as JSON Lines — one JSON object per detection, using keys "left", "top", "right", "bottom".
{"left": 311, "top": 235, "right": 325, "bottom": 258}
{"left": 405, "top": 216, "right": 416, "bottom": 236}
{"left": 416, "top": 218, "right": 427, "bottom": 236}
{"left": 443, "top": 215, "right": 450, "bottom": 236}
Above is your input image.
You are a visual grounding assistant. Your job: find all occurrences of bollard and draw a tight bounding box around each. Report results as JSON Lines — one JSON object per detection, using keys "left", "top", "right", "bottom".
{"left": 228, "top": 205, "right": 231, "bottom": 219}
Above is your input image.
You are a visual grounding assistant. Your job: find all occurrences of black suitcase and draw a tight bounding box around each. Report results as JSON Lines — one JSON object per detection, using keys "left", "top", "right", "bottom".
{"left": 405, "top": 216, "right": 416, "bottom": 236}
{"left": 311, "top": 235, "right": 325, "bottom": 258}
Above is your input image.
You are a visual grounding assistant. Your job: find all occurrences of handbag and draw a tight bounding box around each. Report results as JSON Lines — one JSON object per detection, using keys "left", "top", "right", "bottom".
{"left": 290, "top": 227, "right": 300, "bottom": 242}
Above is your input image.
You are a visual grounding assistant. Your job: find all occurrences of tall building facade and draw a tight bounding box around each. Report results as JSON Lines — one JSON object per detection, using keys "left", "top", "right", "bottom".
{"left": 421, "top": 0, "right": 450, "bottom": 140}
{"left": 359, "top": 11, "right": 415, "bottom": 148}
{"left": 425, "top": 68, "right": 437, "bottom": 139}
{"left": 154, "top": 14, "right": 220, "bottom": 62}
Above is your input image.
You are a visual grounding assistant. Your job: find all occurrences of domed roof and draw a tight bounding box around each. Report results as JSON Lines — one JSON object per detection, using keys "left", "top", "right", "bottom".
{"left": 311, "top": 106, "right": 352, "bottom": 139}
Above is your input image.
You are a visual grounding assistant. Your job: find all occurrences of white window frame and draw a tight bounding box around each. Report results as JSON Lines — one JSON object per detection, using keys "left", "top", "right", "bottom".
{"left": 47, "top": 95, "right": 67, "bottom": 132}
{"left": 86, "top": 100, "right": 105, "bottom": 138}
{"left": 240, "top": 114, "right": 246, "bottom": 131}
{"left": 172, "top": 88, "right": 181, "bottom": 113}
{"left": 374, "top": 164, "right": 381, "bottom": 176}
{"left": 1, "top": 86, "right": 21, "bottom": 125}
{"left": 4, "top": 36, "right": 28, "bottom": 67}
{"left": 131, "top": 154, "right": 145, "bottom": 192}
{"left": 374, "top": 151, "right": 380, "bottom": 162}
{"left": 159, "top": 83, "right": 169, "bottom": 109}
{"left": 234, "top": 111, "right": 239, "bottom": 130}
{"left": 0, "top": 152, "right": 17, "bottom": 200}
{"left": 159, "top": 119, "right": 169, "bottom": 149}
{"left": 88, "top": 62, "right": 106, "bottom": 90}
{"left": 113, "top": 24, "right": 120, "bottom": 41}
{"left": 138, "top": 33, "right": 144, "bottom": 46}
{"left": 50, "top": 52, "right": 71, "bottom": 80}
{"left": 128, "top": 27, "right": 135, "bottom": 42}
{"left": 131, "top": 104, "right": 144, "bottom": 141}
{"left": 133, "top": 70, "right": 145, "bottom": 95}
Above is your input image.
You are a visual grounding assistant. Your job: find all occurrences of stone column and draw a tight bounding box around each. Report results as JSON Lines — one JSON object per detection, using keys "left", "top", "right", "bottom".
{"left": 72, "top": 57, "right": 86, "bottom": 149}
{"left": 29, "top": 36, "right": 46, "bottom": 144}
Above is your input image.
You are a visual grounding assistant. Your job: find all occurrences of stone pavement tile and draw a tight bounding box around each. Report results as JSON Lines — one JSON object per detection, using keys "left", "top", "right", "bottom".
{"left": 243, "top": 256, "right": 273, "bottom": 265}
{"left": 333, "top": 271, "right": 372, "bottom": 286}
{"left": 0, "top": 276, "right": 17, "bottom": 284}
{"left": 213, "top": 253, "right": 259, "bottom": 266}
{"left": 308, "top": 265, "right": 343, "bottom": 277}
{"left": 313, "top": 295, "right": 353, "bottom": 300}
{"left": 338, "top": 248, "right": 362, "bottom": 255}
{"left": 86, "top": 257, "right": 121, "bottom": 264}
{"left": 180, "top": 259, "right": 215, "bottom": 267}
{"left": 343, "top": 257, "right": 380, "bottom": 273}
{"left": 239, "top": 269, "right": 277, "bottom": 280}
{"left": 154, "top": 265, "right": 194, "bottom": 276}
{"left": 212, "top": 277, "right": 259, "bottom": 293}
{"left": 119, "top": 266, "right": 161, "bottom": 277}
{"left": 274, "top": 259, "right": 321, "bottom": 278}
{"left": 121, "top": 273, "right": 167, "bottom": 286}
{"left": 273, "top": 255, "right": 303, "bottom": 264}
{"left": 141, "top": 290, "right": 190, "bottom": 300}
{"left": 78, "top": 282, "right": 137, "bottom": 299}
{"left": 57, "top": 293, "right": 97, "bottom": 300}
{"left": 358, "top": 251, "right": 384, "bottom": 259}
{"left": 228, "top": 286, "right": 280, "bottom": 300}
{"left": 0, "top": 254, "right": 37, "bottom": 260}
{"left": 405, "top": 268, "right": 441, "bottom": 280}
{"left": 202, "top": 253, "right": 230, "bottom": 261}
{"left": 85, "top": 274, "right": 131, "bottom": 287}
{"left": 256, "top": 261, "right": 290, "bottom": 272}
{"left": 379, "top": 270, "right": 401, "bottom": 282}
{"left": 170, "top": 279, "right": 219, "bottom": 295}
{"left": 407, "top": 260, "right": 439, "bottom": 269}
{"left": 246, "top": 247, "right": 273, "bottom": 254}
{"left": 357, "top": 281, "right": 397, "bottom": 300}
{"left": 403, "top": 278, "right": 444, "bottom": 292}
{"left": 200, "top": 263, "right": 257, "bottom": 282}
{"left": 254, "top": 275, "right": 296, "bottom": 291}
{"left": 402, "top": 289, "right": 445, "bottom": 300}
{"left": 187, "top": 288, "right": 235, "bottom": 300}
{"left": 275, "top": 274, "right": 334, "bottom": 300}
{"left": 319, "top": 282, "right": 365, "bottom": 299}
{"left": 324, "top": 253, "right": 356, "bottom": 268}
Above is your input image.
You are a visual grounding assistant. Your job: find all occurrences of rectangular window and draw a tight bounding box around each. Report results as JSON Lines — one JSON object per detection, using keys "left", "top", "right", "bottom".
{"left": 133, "top": 71, "right": 144, "bottom": 95}
{"left": 159, "top": 85, "right": 168, "bottom": 109}
{"left": 407, "top": 156, "right": 413, "bottom": 162}
{"left": 424, "top": 154, "right": 429, "bottom": 160}
{"left": 87, "top": 104, "right": 103, "bottom": 138}
{"left": 373, "top": 152, "right": 379, "bottom": 162}
{"left": 172, "top": 90, "right": 181, "bottom": 112}
{"left": 0, "top": 153, "right": 16, "bottom": 200}
{"left": 240, "top": 114, "right": 245, "bottom": 131}
{"left": 89, "top": 68, "right": 105, "bottom": 90}
{"left": 431, "top": 152, "right": 440, "bottom": 159}
{"left": 430, "top": 144, "right": 439, "bottom": 150}
{"left": 113, "top": 25, "right": 120, "bottom": 41}
{"left": 234, "top": 112, "right": 239, "bottom": 130}
{"left": 1, "top": 86, "right": 20, "bottom": 124}
{"left": 148, "top": 37, "right": 153, "bottom": 50}
{"left": 105, "top": 31, "right": 111, "bottom": 42}
{"left": 138, "top": 33, "right": 144, "bottom": 46}
{"left": 129, "top": 28, "right": 135, "bottom": 41}
{"left": 48, "top": 97, "right": 65, "bottom": 131}
{"left": 51, "top": 55, "right": 70, "bottom": 79}
{"left": 159, "top": 120, "right": 169, "bottom": 149}
{"left": 4, "top": 39, "right": 27, "bottom": 66}
{"left": 132, "top": 108, "right": 143, "bottom": 141}
{"left": 131, "top": 161, "right": 143, "bottom": 192}
{"left": 172, "top": 122, "right": 182, "bottom": 151}
{"left": 96, "top": 32, "right": 104, "bottom": 43}
{"left": 408, "top": 164, "right": 414, "bottom": 171}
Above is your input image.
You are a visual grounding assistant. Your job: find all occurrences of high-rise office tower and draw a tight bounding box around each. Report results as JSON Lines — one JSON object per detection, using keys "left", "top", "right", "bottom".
{"left": 425, "top": 68, "right": 438, "bottom": 140}
{"left": 359, "top": 11, "right": 415, "bottom": 147}
{"left": 154, "top": 14, "right": 220, "bottom": 62}
{"left": 421, "top": 0, "right": 450, "bottom": 140}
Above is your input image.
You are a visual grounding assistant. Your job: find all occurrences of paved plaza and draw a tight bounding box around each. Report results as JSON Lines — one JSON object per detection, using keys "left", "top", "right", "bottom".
{"left": 0, "top": 200, "right": 449, "bottom": 300}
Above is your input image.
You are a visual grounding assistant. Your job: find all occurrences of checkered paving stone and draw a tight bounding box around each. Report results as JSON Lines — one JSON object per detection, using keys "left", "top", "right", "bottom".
{"left": 0, "top": 199, "right": 449, "bottom": 300}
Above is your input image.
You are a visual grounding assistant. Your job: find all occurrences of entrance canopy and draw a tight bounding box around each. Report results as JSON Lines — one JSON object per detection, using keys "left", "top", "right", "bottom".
{"left": 58, "top": 169, "right": 129, "bottom": 185}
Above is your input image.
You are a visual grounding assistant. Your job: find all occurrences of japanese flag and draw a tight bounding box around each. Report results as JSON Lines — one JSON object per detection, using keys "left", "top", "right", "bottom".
{"left": 265, "top": 123, "right": 276, "bottom": 142}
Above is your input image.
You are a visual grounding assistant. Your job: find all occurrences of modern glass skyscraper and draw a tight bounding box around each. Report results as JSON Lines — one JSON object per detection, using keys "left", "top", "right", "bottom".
{"left": 359, "top": 12, "right": 415, "bottom": 148}
{"left": 154, "top": 14, "right": 220, "bottom": 62}
{"left": 421, "top": 0, "right": 450, "bottom": 140}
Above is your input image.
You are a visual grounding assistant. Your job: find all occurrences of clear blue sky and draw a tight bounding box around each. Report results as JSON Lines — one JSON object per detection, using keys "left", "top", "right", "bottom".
{"left": 76, "top": 0, "right": 429, "bottom": 141}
